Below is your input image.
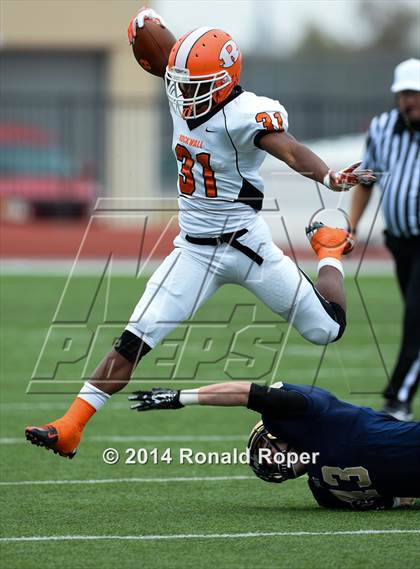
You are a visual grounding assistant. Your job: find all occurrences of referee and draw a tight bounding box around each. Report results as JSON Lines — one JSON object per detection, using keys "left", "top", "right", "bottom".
{"left": 350, "top": 58, "right": 420, "bottom": 421}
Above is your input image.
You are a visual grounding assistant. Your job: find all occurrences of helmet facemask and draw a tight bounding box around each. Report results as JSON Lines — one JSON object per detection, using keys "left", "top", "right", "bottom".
{"left": 247, "top": 421, "right": 301, "bottom": 484}
{"left": 165, "top": 66, "right": 232, "bottom": 119}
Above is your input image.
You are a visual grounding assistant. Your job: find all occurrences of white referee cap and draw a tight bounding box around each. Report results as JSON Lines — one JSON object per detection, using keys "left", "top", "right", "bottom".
{"left": 391, "top": 58, "right": 420, "bottom": 93}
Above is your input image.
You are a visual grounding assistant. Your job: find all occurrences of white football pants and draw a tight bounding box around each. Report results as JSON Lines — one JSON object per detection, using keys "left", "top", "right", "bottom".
{"left": 126, "top": 215, "right": 340, "bottom": 348}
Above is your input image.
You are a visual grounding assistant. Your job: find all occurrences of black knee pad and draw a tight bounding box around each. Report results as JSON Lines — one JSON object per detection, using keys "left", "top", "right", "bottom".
{"left": 314, "top": 294, "right": 347, "bottom": 342}
{"left": 114, "top": 330, "right": 152, "bottom": 364}
{"left": 329, "top": 301, "right": 347, "bottom": 342}
{"left": 299, "top": 268, "right": 347, "bottom": 342}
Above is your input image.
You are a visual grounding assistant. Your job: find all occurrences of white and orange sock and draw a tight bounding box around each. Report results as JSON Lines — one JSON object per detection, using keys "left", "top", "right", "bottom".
{"left": 317, "top": 257, "right": 344, "bottom": 278}
{"left": 49, "top": 383, "right": 110, "bottom": 453}
{"left": 78, "top": 381, "right": 111, "bottom": 412}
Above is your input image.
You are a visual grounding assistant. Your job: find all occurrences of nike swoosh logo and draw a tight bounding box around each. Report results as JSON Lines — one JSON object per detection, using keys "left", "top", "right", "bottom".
{"left": 47, "top": 431, "right": 57, "bottom": 439}
{"left": 205, "top": 128, "right": 216, "bottom": 133}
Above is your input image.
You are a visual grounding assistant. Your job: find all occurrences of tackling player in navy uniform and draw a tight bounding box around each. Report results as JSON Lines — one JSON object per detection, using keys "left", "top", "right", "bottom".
{"left": 130, "top": 382, "right": 420, "bottom": 509}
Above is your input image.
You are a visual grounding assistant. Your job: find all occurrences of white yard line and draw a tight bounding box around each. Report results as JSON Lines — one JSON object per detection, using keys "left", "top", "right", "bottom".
{"left": 21, "top": 367, "right": 391, "bottom": 388}
{"left": 0, "top": 434, "right": 246, "bottom": 444}
{"left": 0, "top": 475, "right": 255, "bottom": 487}
{"left": 0, "top": 259, "right": 161, "bottom": 276}
{"left": 284, "top": 344, "right": 396, "bottom": 355}
{"left": 0, "top": 391, "right": 387, "bottom": 413}
{"left": 0, "top": 258, "right": 393, "bottom": 276}
{"left": 0, "top": 529, "right": 418, "bottom": 543}
{"left": 1, "top": 402, "right": 154, "bottom": 411}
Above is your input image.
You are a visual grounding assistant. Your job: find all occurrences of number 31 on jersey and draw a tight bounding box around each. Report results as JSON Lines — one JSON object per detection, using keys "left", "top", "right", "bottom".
{"left": 175, "top": 144, "right": 217, "bottom": 198}
{"left": 255, "top": 111, "right": 284, "bottom": 131}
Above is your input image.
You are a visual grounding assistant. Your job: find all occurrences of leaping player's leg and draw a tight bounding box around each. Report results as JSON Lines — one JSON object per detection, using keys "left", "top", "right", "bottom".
{"left": 306, "top": 221, "right": 353, "bottom": 311}
{"left": 25, "top": 247, "right": 222, "bottom": 458}
{"left": 241, "top": 221, "right": 353, "bottom": 345}
{"left": 292, "top": 221, "right": 354, "bottom": 343}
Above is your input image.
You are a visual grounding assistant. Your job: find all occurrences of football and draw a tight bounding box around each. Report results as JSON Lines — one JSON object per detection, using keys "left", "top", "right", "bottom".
{"left": 131, "top": 19, "right": 176, "bottom": 78}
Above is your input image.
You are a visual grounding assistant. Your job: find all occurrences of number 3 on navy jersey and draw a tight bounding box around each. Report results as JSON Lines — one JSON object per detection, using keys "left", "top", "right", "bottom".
{"left": 322, "top": 466, "right": 372, "bottom": 488}
{"left": 175, "top": 144, "right": 217, "bottom": 198}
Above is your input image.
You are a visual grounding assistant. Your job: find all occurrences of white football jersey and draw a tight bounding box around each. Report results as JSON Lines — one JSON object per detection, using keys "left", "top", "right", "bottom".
{"left": 170, "top": 87, "right": 288, "bottom": 236}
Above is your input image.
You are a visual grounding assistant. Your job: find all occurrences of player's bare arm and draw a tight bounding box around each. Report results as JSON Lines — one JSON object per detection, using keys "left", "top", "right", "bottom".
{"left": 128, "top": 382, "right": 252, "bottom": 410}
{"left": 259, "top": 131, "right": 376, "bottom": 191}
{"left": 192, "top": 381, "right": 251, "bottom": 406}
{"left": 259, "top": 131, "right": 329, "bottom": 183}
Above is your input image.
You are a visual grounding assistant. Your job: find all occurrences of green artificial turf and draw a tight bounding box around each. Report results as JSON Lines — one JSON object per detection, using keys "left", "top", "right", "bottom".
{"left": 0, "top": 274, "right": 419, "bottom": 568}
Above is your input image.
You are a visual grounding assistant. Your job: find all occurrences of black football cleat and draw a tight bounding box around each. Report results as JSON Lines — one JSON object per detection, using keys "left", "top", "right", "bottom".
{"left": 25, "top": 425, "right": 77, "bottom": 459}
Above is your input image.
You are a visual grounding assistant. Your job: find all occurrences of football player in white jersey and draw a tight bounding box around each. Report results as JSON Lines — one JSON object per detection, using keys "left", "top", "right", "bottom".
{"left": 25, "top": 8, "right": 375, "bottom": 459}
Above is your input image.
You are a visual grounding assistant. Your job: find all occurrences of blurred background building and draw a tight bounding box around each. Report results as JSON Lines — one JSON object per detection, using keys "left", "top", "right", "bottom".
{"left": 0, "top": 0, "right": 418, "bottom": 256}
{"left": 1, "top": 0, "right": 158, "bottom": 224}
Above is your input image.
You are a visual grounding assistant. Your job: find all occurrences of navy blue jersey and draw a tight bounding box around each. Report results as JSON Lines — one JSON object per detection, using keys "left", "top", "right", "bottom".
{"left": 262, "top": 384, "right": 420, "bottom": 509}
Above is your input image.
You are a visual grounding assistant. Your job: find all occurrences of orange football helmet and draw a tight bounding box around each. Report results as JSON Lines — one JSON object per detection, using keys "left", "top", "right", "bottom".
{"left": 165, "top": 27, "right": 242, "bottom": 119}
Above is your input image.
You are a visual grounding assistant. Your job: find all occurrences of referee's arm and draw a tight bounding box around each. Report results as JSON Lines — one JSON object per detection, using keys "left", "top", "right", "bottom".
{"left": 349, "top": 182, "right": 374, "bottom": 235}
{"left": 349, "top": 123, "right": 378, "bottom": 235}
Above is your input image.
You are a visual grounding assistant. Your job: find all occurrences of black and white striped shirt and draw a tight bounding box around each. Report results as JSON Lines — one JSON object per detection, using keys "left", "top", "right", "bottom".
{"left": 362, "top": 108, "right": 420, "bottom": 237}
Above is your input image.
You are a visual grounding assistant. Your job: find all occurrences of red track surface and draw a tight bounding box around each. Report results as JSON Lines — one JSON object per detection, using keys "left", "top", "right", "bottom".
{"left": 0, "top": 220, "right": 177, "bottom": 259}
{"left": 0, "top": 221, "right": 391, "bottom": 262}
